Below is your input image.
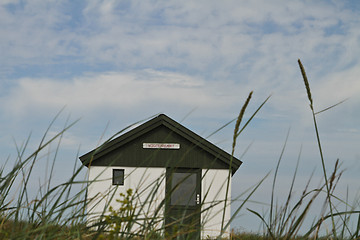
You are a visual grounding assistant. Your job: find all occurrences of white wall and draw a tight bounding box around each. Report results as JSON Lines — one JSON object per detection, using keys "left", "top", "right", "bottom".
{"left": 87, "top": 166, "right": 166, "bottom": 233}
{"left": 87, "top": 167, "right": 231, "bottom": 239}
{"left": 201, "top": 169, "right": 231, "bottom": 239}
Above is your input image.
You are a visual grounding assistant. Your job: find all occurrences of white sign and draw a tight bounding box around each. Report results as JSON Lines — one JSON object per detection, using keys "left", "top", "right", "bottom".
{"left": 143, "top": 143, "right": 180, "bottom": 149}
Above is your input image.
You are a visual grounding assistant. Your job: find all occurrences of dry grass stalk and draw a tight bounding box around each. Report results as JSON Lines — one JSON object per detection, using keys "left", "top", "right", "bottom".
{"left": 232, "top": 91, "right": 253, "bottom": 156}
{"left": 298, "top": 59, "right": 313, "bottom": 110}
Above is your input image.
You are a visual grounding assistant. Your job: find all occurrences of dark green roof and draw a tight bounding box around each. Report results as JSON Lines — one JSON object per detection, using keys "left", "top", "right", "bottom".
{"left": 79, "top": 114, "right": 242, "bottom": 175}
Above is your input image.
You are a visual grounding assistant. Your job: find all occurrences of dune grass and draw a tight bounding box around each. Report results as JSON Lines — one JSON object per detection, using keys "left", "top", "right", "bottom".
{"left": 244, "top": 60, "right": 360, "bottom": 240}
{"left": 0, "top": 60, "right": 359, "bottom": 239}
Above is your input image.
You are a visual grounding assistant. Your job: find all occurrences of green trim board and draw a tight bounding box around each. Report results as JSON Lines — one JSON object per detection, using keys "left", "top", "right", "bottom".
{"left": 79, "top": 114, "right": 242, "bottom": 175}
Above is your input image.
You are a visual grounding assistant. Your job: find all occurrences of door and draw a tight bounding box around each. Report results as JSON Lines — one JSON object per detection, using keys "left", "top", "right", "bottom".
{"left": 165, "top": 168, "right": 201, "bottom": 240}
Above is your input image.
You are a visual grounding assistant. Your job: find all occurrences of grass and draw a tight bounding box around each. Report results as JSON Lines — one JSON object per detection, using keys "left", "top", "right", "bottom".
{"left": 0, "top": 60, "right": 359, "bottom": 239}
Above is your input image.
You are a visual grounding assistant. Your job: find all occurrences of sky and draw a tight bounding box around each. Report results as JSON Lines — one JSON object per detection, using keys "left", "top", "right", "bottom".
{"left": 1, "top": 0, "right": 360, "bottom": 234}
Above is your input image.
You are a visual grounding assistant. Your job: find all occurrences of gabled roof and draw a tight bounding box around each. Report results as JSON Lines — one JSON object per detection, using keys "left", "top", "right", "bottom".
{"left": 79, "top": 114, "right": 242, "bottom": 175}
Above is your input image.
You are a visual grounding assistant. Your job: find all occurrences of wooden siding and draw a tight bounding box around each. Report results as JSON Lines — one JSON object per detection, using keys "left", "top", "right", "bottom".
{"left": 87, "top": 125, "right": 229, "bottom": 169}
{"left": 80, "top": 114, "right": 242, "bottom": 174}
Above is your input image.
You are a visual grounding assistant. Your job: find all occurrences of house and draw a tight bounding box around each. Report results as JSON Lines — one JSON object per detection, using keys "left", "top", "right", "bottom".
{"left": 79, "top": 114, "right": 242, "bottom": 239}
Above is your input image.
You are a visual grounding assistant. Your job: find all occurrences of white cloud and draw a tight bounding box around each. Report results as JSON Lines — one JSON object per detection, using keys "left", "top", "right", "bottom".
{"left": 0, "top": 0, "right": 19, "bottom": 5}
{"left": 0, "top": 1, "right": 76, "bottom": 65}
{"left": 1, "top": 70, "right": 245, "bottom": 118}
{"left": 1, "top": 0, "right": 358, "bottom": 77}
{"left": 1, "top": 0, "right": 359, "bottom": 158}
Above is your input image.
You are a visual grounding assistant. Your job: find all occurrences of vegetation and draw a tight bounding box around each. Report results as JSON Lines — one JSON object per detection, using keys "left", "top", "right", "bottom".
{"left": 0, "top": 60, "right": 359, "bottom": 239}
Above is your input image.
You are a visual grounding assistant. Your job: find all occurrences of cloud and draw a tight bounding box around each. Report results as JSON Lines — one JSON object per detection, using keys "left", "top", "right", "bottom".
{"left": 2, "top": 0, "right": 359, "bottom": 82}
{"left": 1, "top": 0, "right": 359, "bottom": 158}
{"left": 2, "top": 60, "right": 359, "bottom": 149}
{"left": 1, "top": 70, "right": 245, "bottom": 118}
{"left": 0, "top": 1, "right": 77, "bottom": 66}
{"left": 0, "top": 0, "right": 20, "bottom": 6}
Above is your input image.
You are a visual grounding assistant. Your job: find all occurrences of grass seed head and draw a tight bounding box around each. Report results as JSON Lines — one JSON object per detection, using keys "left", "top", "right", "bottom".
{"left": 232, "top": 91, "right": 253, "bottom": 155}
{"left": 298, "top": 59, "right": 313, "bottom": 109}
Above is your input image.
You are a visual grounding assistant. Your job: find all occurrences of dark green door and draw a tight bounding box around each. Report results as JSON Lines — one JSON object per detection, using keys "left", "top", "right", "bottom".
{"left": 165, "top": 168, "right": 201, "bottom": 240}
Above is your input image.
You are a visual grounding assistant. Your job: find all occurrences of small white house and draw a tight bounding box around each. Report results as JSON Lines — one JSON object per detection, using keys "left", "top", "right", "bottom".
{"left": 79, "top": 114, "right": 242, "bottom": 239}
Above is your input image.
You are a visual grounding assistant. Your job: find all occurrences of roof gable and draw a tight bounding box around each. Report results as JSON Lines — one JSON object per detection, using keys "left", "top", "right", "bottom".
{"left": 79, "top": 114, "right": 242, "bottom": 175}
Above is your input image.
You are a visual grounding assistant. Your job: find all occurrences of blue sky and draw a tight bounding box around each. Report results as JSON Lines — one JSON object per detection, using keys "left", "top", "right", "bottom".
{"left": 1, "top": 0, "right": 360, "bottom": 233}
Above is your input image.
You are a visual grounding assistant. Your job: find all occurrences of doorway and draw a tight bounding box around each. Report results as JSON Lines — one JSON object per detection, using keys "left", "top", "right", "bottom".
{"left": 165, "top": 168, "right": 201, "bottom": 239}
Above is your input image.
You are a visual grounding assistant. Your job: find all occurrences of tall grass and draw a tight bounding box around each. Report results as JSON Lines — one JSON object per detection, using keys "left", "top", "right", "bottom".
{"left": 246, "top": 59, "right": 360, "bottom": 239}
{"left": 0, "top": 112, "right": 89, "bottom": 239}
{"left": 0, "top": 60, "right": 359, "bottom": 239}
{"left": 298, "top": 59, "right": 336, "bottom": 236}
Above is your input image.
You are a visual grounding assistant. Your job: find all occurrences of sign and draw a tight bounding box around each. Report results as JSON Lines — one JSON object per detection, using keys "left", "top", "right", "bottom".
{"left": 143, "top": 143, "right": 180, "bottom": 149}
